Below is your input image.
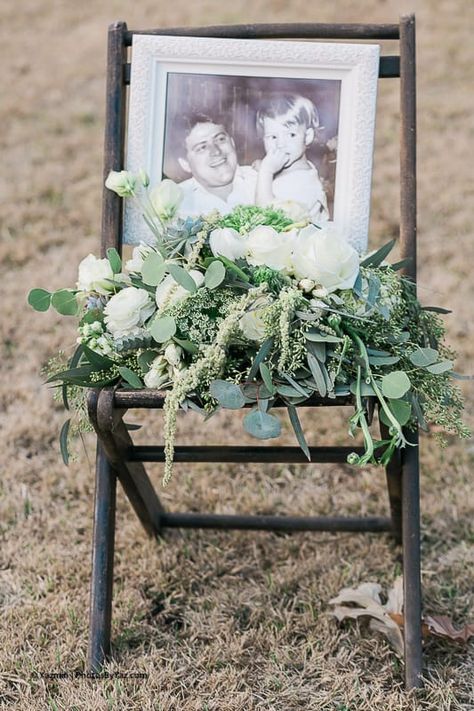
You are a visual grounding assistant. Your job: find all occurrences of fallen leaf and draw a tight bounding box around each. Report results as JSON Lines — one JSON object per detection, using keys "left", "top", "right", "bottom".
{"left": 423, "top": 615, "right": 474, "bottom": 644}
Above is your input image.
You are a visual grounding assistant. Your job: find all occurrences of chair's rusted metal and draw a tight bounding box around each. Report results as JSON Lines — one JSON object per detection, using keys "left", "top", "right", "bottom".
{"left": 87, "top": 17, "right": 422, "bottom": 689}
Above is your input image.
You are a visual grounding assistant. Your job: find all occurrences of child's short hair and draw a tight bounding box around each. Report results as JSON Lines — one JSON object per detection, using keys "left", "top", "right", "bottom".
{"left": 256, "top": 94, "right": 320, "bottom": 134}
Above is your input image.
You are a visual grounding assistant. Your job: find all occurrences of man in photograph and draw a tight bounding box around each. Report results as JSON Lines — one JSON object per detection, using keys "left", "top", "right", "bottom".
{"left": 175, "top": 113, "right": 257, "bottom": 216}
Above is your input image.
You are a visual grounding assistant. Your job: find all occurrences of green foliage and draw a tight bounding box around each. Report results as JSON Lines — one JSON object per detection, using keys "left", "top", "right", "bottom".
{"left": 219, "top": 205, "right": 293, "bottom": 234}
{"left": 106, "top": 247, "right": 122, "bottom": 274}
{"left": 209, "top": 380, "right": 245, "bottom": 409}
{"left": 51, "top": 289, "right": 79, "bottom": 316}
{"left": 204, "top": 260, "right": 226, "bottom": 289}
{"left": 150, "top": 316, "right": 176, "bottom": 343}
{"left": 243, "top": 408, "right": 281, "bottom": 439}
{"left": 28, "top": 288, "right": 51, "bottom": 311}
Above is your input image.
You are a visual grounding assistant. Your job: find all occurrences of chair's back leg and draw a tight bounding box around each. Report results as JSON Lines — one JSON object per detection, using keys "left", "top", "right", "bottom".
{"left": 87, "top": 446, "right": 117, "bottom": 672}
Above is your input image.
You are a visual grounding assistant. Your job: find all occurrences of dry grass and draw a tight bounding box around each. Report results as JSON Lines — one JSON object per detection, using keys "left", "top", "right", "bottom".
{"left": 1, "top": 0, "right": 474, "bottom": 709}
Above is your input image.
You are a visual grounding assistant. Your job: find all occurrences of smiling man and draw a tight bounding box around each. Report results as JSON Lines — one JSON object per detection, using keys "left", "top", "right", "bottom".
{"left": 176, "top": 113, "right": 257, "bottom": 217}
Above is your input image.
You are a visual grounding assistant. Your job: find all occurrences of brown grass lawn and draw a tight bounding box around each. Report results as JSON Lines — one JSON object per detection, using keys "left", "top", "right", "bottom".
{"left": 1, "top": 0, "right": 473, "bottom": 708}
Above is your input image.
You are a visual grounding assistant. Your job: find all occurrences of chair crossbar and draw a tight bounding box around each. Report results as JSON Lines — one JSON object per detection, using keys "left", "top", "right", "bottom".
{"left": 124, "top": 22, "right": 400, "bottom": 45}
{"left": 128, "top": 445, "right": 365, "bottom": 464}
{"left": 159, "top": 512, "right": 392, "bottom": 533}
{"left": 122, "top": 55, "right": 400, "bottom": 86}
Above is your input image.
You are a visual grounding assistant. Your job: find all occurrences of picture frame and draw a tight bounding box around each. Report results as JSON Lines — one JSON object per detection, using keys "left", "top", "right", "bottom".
{"left": 124, "top": 35, "right": 380, "bottom": 252}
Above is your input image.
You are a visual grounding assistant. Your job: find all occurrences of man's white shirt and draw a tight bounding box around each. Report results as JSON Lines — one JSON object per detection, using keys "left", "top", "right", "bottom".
{"left": 177, "top": 166, "right": 257, "bottom": 217}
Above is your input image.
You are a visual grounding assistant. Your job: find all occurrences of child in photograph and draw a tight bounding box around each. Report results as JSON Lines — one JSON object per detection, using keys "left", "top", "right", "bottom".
{"left": 255, "top": 94, "right": 329, "bottom": 223}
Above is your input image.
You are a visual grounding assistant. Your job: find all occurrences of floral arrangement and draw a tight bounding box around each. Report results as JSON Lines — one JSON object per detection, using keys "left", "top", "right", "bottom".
{"left": 28, "top": 171, "right": 470, "bottom": 485}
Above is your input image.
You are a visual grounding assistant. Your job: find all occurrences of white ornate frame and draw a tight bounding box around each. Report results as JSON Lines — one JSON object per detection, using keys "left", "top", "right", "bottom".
{"left": 125, "top": 35, "right": 379, "bottom": 252}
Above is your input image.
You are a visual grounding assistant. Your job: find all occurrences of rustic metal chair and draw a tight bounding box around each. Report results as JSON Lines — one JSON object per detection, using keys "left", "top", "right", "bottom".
{"left": 87, "top": 16, "right": 422, "bottom": 689}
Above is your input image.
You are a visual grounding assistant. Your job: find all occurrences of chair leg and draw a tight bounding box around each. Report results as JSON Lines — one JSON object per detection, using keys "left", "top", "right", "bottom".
{"left": 87, "top": 445, "right": 116, "bottom": 672}
{"left": 401, "top": 429, "right": 423, "bottom": 689}
{"left": 380, "top": 421, "right": 403, "bottom": 544}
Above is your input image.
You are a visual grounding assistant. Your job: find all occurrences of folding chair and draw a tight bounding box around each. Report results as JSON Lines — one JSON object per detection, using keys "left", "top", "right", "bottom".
{"left": 87, "top": 16, "right": 422, "bottom": 689}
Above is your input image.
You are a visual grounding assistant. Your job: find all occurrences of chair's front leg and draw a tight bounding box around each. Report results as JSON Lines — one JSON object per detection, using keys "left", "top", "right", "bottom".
{"left": 87, "top": 445, "right": 117, "bottom": 672}
{"left": 401, "top": 428, "right": 423, "bottom": 689}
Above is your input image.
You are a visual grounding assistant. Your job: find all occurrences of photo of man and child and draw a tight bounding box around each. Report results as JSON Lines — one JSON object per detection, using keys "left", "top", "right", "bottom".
{"left": 162, "top": 73, "right": 341, "bottom": 224}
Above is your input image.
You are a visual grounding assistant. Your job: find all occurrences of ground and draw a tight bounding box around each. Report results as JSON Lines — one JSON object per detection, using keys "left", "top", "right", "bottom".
{"left": 0, "top": 0, "right": 473, "bottom": 709}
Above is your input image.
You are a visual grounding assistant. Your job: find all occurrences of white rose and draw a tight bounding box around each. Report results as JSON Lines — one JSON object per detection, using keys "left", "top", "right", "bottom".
{"left": 239, "top": 296, "right": 272, "bottom": 342}
{"left": 246, "top": 226, "right": 296, "bottom": 273}
{"left": 104, "top": 287, "right": 155, "bottom": 338}
{"left": 104, "top": 170, "right": 136, "bottom": 197}
{"left": 291, "top": 225, "right": 359, "bottom": 292}
{"left": 125, "top": 243, "right": 155, "bottom": 274}
{"left": 209, "top": 227, "right": 247, "bottom": 261}
{"left": 143, "top": 355, "right": 169, "bottom": 388}
{"left": 163, "top": 343, "right": 183, "bottom": 367}
{"left": 77, "top": 254, "right": 114, "bottom": 294}
{"left": 150, "top": 179, "right": 183, "bottom": 221}
{"left": 155, "top": 269, "right": 204, "bottom": 309}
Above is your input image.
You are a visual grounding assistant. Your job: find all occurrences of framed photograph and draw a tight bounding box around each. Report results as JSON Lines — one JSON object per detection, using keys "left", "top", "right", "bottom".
{"left": 125, "top": 35, "right": 380, "bottom": 252}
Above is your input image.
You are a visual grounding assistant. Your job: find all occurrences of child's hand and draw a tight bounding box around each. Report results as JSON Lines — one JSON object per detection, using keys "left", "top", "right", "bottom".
{"left": 260, "top": 148, "right": 290, "bottom": 175}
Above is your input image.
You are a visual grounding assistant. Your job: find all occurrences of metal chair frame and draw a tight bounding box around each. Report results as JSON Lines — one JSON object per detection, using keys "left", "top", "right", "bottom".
{"left": 87, "top": 16, "right": 422, "bottom": 689}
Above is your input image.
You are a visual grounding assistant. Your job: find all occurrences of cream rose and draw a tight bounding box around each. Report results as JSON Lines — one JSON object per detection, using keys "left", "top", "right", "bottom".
{"left": 246, "top": 226, "right": 296, "bottom": 273}
{"left": 239, "top": 296, "right": 272, "bottom": 342}
{"left": 155, "top": 269, "right": 204, "bottom": 309}
{"left": 104, "top": 170, "right": 136, "bottom": 197}
{"left": 104, "top": 287, "right": 155, "bottom": 338}
{"left": 77, "top": 254, "right": 114, "bottom": 294}
{"left": 125, "top": 243, "right": 155, "bottom": 274}
{"left": 291, "top": 225, "right": 359, "bottom": 292}
{"left": 209, "top": 227, "right": 247, "bottom": 261}
{"left": 150, "top": 179, "right": 183, "bottom": 221}
{"left": 143, "top": 355, "right": 170, "bottom": 388}
{"left": 163, "top": 342, "right": 183, "bottom": 367}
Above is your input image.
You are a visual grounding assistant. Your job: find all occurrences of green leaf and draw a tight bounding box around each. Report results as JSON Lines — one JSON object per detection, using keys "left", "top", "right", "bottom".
{"left": 106, "top": 247, "right": 122, "bottom": 274}
{"left": 305, "top": 331, "right": 342, "bottom": 343}
{"left": 350, "top": 381, "right": 376, "bottom": 397}
{"left": 167, "top": 264, "right": 198, "bottom": 293}
{"left": 28, "top": 288, "right": 51, "bottom": 312}
{"left": 451, "top": 372, "right": 474, "bottom": 381}
{"left": 368, "top": 355, "right": 400, "bottom": 366}
{"left": 141, "top": 253, "right": 166, "bottom": 286}
{"left": 281, "top": 372, "right": 310, "bottom": 396}
{"left": 149, "top": 316, "right": 176, "bottom": 343}
{"left": 51, "top": 289, "right": 79, "bottom": 316}
{"left": 243, "top": 408, "right": 281, "bottom": 439}
{"left": 426, "top": 360, "right": 454, "bottom": 374}
{"left": 359, "top": 239, "right": 396, "bottom": 268}
{"left": 209, "top": 380, "right": 245, "bottom": 409}
{"left": 420, "top": 305, "right": 452, "bottom": 314}
{"left": 276, "top": 384, "right": 304, "bottom": 398}
{"left": 259, "top": 362, "right": 276, "bottom": 395}
{"left": 118, "top": 366, "right": 143, "bottom": 389}
{"left": 46, "top": 365, "right": 95, "bottom": 384}
{"left": 287, "top": 405, "right": 311, "bottom": 461}
{"left": 173, "top": 337, "right": 199, "bottom": 355}
{"left": 59, "top": 419, "right": 70, "bottom": 465}
{"left": 409, "top": 347, "right": 439, "bottom": 367}
{"left": 307, "top": 353, "right": 327, "bottom": 397}
{"left": 82, "top": 345, "right": 115, "bottom": 369}
{"left": 248, "top": 338, "right": 274, "bottom": 380}
{"left": 205, "top": 260, "right": 226, "bottom": 289}
{"left": 137, "top": 349, "right": 159, "bottom": 373}
{"left": 379, "top": 399, "right": 412, "bottom": 427}
{"left": 217, "top": 255, "right": 250, "bottom": 282}
{"left": 410, "top": 394, "right": 428, "bottom": 431}
{"left": 306, "top": 341, "right": 326, "bottom": 362}
{"left": 381, "top": 371, "right": 411, "bottom": 399}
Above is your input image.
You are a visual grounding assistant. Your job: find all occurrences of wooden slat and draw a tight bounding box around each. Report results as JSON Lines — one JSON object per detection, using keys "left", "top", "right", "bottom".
{"left": 128, "top": 445, "right": 365, "bottom": 464}
{"left": 123, "top": 56, "right": 401, "bottom": 85}
{"left": 125, "top": 22, "right": 400, "bottom": 45}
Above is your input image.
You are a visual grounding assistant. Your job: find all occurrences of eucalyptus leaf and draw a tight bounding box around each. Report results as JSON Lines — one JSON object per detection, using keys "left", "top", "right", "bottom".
{"left": 28, "top": 288, "right": 51, "bottom": 312}
{"left": 243, "top": 408, "right": 281, "bottom": 439}
{"left": 141, "top": 258, "right": 166, "bottom": 287}
{"left": 209, "top": 380, "right": 245, "bottom": 409}
{"left": 381, "top": 371, "right": 411, "bottom": 399}
{"left": 305, "top": 331, "right": 342, "bottom": 343}
{"left": 359, "top": 239, "right": 396, "bottom": 268}
{"left": 150, "top": 316, "right": 176, "bottom": 343}
{"left": 248, "top": 338, "right": 273, "bottom": 380}
{"left": 368, "top": 355, "right": 400, "bottom": 366}
{"left": 409, "top": 347, "right": 439, "bottom": 367}
{"left": 118, "top": 367, "right": 144, "bottom": 389}
{"left": 259, "top": 362, "right": 276, "bottom": 395}
{"left": 307, "top": 353, "right": 327, "bottom": 397}
{"left": 306, "top": 341, "right": 326, "bottom": 362}
{"left": 410, "top": 393, "right": 429, "bottom": 431}
{"left": 173, "top": 337, "right": 199, "bottom": 354}
{"left": 426, "top": 360, "right": 454, "bottom": 374}
{"left": 287, "top": 405, "right": 311, "bottom": 461}
{"left": 379, "top": 399, "right": 412, "bottom": 427}
{"left": 59, "top": 419, "right": 70, "bottom": 466}
{"left": 350, "top": 381, "right": 376, "bottom": 397}
{"left": 421, "top": 306, "right": 452, "bottom": 314}
{"left": 51, "top": 289, "right": 79, "bottom": 316}
{"left": 167, "top": 264, "right": 198, "bottom": 293}
{"left": 205, "top": 260, "right": 226, "bottom": 289}
{"left": 276, "top": 384, "right": 304, "bottom": 398}
{"left": 137, "top": 350, "right": 159, "bottom": 373}
{"left": 281, "top": 373, "right": 310, "bottom": 396}
{"left": 106, "top": 247, "right": 122, "bottom": 274}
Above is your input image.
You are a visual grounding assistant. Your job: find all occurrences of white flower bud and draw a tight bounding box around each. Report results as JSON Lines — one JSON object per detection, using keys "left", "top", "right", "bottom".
{"left": 104, "top": 170, "right": 136, "bottom": 197}
{"left": 298, "top": 279, "right": 315, "bottom": 293}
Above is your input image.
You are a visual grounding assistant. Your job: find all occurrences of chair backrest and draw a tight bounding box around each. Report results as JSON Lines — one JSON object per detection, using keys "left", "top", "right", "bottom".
{"left": 101, "top": 18, "right": 416, "bottom": 288}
